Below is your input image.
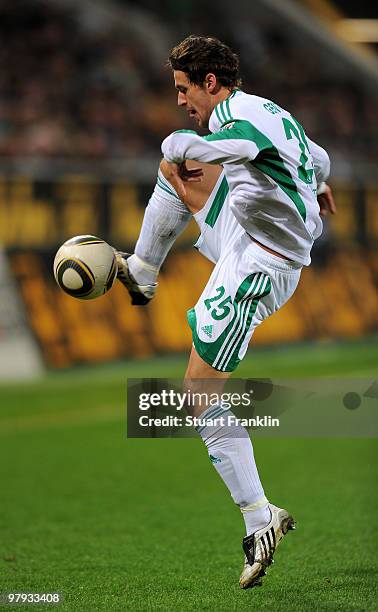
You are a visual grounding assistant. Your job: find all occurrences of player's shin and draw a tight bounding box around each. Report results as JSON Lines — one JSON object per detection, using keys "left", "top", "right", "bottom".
{"left": 129, "top": 169, "right": 192, "bottom": 285}
{"left": 196, "top": 404, "right": 270, "bottom": 534}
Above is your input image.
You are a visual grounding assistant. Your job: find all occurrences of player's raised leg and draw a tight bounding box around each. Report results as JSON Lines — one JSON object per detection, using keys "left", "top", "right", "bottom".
{"left": 115, "top": 163, "right": 191, "bottom": 304}
{"left": 115, "top": 160, "right": 220, "bottom": 304}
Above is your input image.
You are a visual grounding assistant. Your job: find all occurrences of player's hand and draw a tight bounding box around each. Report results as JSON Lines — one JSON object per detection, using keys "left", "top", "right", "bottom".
{"left": 161, "top": 160, "right": 203, "bottom": 200}
{"left": 178, "top": 161, "right": 204, "bottom": 182}
{"left": 318, "top": 184, "right": 336, "bottom": 217}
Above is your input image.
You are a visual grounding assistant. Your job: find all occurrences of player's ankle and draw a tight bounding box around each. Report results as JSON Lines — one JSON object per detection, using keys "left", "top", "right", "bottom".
{"left": 241, "top": 500, "right": 271, "bottom": 535}
{"left": 128, "top": 254, "right": 159, "bottom": 285}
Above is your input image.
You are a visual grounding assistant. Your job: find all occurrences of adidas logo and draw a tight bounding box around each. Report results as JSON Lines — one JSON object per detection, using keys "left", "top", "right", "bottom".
{"left": 201, "top": 324, "right": 213, "bottom": 338}
{"left": 209, "top": 454, "right": 221, "bottom": 464}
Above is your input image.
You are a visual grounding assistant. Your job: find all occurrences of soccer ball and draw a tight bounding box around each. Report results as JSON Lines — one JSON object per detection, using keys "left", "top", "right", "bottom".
{"left": 53, "top": 235, "right": 117, "bottom": 300}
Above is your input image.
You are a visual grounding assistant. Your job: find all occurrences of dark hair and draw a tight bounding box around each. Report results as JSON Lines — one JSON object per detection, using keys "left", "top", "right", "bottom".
{"left": 168, "top": 35, "right": 241, "bottom": 88}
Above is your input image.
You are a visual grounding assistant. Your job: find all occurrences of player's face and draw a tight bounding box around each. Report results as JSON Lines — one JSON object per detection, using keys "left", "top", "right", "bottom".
{"left": 173, "top": 71, "right": 213, "bottom": 128}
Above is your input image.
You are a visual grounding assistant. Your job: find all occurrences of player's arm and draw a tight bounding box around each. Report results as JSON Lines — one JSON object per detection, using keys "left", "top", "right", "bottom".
{"left": 307, "top": 138, "right": 336, "bottom": 216}
{"left": 161, "top": 122, "right": 259, "bottom": 198}
{"left": 162, "top": 123, "right": 258, "bottom": 166}
{"left": 160, "top": 159, "right": 222, "bottom": 215}
{"left": 307, "top": 138, "right": 330, "bottom": 185}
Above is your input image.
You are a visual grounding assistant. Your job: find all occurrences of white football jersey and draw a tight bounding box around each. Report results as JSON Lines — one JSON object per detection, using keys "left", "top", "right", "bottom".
{"left": 162, "top": 90, "right": 330, "bottom": 265}
{"left": 193, "top": 171, "right": 243, "bottom": 264}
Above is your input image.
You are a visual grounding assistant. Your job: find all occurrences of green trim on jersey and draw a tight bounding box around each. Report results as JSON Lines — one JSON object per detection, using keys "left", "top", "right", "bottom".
{"left": 187, "top": 272, "right": 271, "bottom": 372}
{"left": 204, "top": 175, "right": 229, "bottom": 227}
{"left": 219, "top": 102, "right": 228, "bottom": 123}
{"left": 214, "top": 104, "right": 223, "bottom": 125}
{"left": 220, "top": 101, "right": 228, "bottom": 123}
{"left": 225, "top": 97, "right": 232, "bottom": 122}
{"left": 173, "top": 129, "right": 197, "bottom": 135}
{"left": 213, "top": 89, "right": 239, "bottom": 125}
{"left": 204, "top": 119, "right": 307, "bottom": 222}
{"left": 291, "top": 115, "right": 310, "bottom": 153}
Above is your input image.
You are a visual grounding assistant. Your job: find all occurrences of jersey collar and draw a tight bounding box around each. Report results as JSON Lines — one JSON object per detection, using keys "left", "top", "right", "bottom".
{"left": 209, "top": 88, "right": 241, "bottom": 133}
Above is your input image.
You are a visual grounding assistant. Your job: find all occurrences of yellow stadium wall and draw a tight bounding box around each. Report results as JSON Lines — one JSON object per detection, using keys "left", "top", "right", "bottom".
{"left": 9, "top": 248, "right": 377, "bottom": 368}
{"left": 2, "top": 173, "right": 377, "bottom": 367}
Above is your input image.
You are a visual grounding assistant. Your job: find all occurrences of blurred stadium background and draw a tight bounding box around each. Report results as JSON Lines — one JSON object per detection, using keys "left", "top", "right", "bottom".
{"left": 0, "top": 2, "right": 377, "bottom": 610}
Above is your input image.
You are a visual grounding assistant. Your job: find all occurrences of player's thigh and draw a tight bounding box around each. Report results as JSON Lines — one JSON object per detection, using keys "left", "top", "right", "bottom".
{"left": 187, "top": 236, "right": 262, "bottom": 373}
{"left": 195, "top": 191, "right": 244, "bottom": 264}
{"left": 187, "top": 234, "right": 301, "bottom": 374}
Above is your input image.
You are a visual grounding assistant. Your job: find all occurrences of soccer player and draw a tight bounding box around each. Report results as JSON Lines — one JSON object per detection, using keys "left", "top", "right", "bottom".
{"left": 116, "top": 36, "right": 335, "bottom": 589}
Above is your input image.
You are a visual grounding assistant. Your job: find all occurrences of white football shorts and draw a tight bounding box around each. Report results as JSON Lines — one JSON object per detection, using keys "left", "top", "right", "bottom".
{"left": 188, "top": 172, "right": 302, "bottom": 372}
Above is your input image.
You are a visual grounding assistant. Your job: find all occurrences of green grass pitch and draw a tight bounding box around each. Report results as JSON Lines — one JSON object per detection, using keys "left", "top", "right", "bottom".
{"left": 0, "top": 339, "right": 377, "bottom": 611}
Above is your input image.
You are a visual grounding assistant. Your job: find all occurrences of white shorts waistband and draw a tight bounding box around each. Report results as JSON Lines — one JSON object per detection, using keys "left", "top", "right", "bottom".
{"left": 247, "top": 238, "right": 302, "bottom": 273}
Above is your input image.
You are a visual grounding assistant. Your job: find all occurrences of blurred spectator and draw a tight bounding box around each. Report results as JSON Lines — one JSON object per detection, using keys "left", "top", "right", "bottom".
{"left": 0, "top": 0, "right": 376, "bottom": 166}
